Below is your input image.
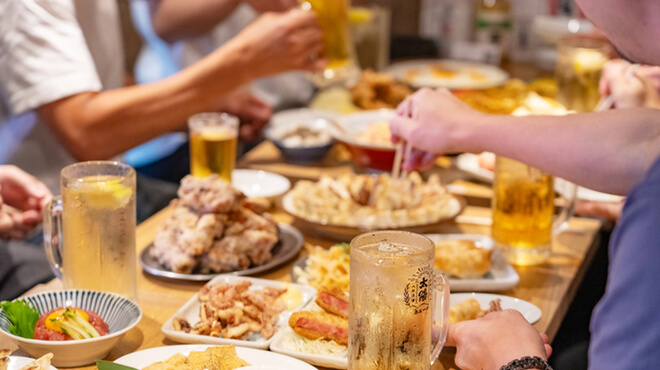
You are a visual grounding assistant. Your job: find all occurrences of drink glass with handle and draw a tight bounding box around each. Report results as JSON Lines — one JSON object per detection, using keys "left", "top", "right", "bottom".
{"left": 189, "top": 112, "right": 239, "bottom": 182}
{"left": 349, "top": 231, "right": 450, "bottom": 370}
{"left": 300, "top": 0, "right": 361, "bottom": 87}
{"left": 43, "top": 161, "right": 137, "bottom": 300}
{"left": 492, "top": 156, "right": 577, "bottom": 266}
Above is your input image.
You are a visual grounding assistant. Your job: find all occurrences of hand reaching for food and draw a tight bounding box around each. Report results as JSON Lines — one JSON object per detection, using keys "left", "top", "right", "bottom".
{"left": 389, "top": 88, "right": 487, "bottom": 172}
{"left": 599, "top": 59, "right": 660, "bottom": 109}
{"left": 447, "top": 309, "right": 551, "bottom": 370}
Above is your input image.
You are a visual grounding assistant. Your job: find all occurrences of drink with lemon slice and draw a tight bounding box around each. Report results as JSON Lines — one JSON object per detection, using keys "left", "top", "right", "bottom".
{"left": 44, "top": 161, "right": 137, "bottom": 300}
{"left": 188, "top": 112, "right": 238, "bottom": 182}
{"left": 556, "top": 37, "right": 610, "bottom": 112}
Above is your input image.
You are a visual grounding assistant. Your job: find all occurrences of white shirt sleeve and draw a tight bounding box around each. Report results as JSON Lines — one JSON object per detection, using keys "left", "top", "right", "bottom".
{"left": 0, "top": 0, "right": 102, "bottom": 116}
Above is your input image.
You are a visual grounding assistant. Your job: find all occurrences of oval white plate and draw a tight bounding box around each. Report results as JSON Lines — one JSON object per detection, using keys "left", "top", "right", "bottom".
{"left": 426, "top": 234, "right": 519, "bottom": 292}
{"left": 450, "top": 293, "right": 542, "bottom": 324}
{"left": 114, "top": 344, "right": 316, "bottom": 370}
{"left": 386, "top": 59, "right": 509, "bottom": 90}
{"left": 232, "top": 169, "right": 291, "bottom": 199}
{"left": 330, "top": 109, "right": 396, "bottom": 150}
{"left": 161, "top": 276, "right": 316, "bottom": 349}
{"left": 8, "top": 356, "right": 58, "bottom": 370}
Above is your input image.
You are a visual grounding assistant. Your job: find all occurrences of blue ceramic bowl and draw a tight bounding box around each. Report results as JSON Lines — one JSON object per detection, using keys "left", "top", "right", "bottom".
{"left": 0, "top": 290, "right": 141, "bottom": 367}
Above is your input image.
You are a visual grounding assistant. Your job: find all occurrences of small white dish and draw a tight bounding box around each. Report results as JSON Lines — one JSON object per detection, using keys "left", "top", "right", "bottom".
{"left": 270, "top": 301, "right": 347, "bottom": 369}
{"left": 161, "top": 276, "right": 316, "bottom": 349}
{"left": 7, "top": 356, "right": 58, "bottom": 370}
{"left": 330, "top": 109, "right": 396, "bottom": 150}
{"left": 450, "top": 293, "right": 542, "bottom": 324}
{"left": 114, "top": 344, "right": 316, "bottom": 369}
{"left": 232, "top": 170, "right": 291, "bottom": 199}
{"left": 426, "top": 234, "right": 519, "bottom": 292}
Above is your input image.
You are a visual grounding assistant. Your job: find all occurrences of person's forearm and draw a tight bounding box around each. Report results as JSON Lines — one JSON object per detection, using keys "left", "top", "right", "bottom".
{"left": 150, "top": 0, "right": 243, "bottom": 42}
{"left": 38, "top": 41, "right": 255, "bottom": 161}
{"left": 459, "top": 109, "right": 660, "bottom": 195}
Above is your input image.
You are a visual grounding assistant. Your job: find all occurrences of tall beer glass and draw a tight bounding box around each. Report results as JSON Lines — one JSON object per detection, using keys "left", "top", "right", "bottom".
{"left": 189, "top": 112, "right": 238, "bottom": 181}
{"left": 555, "top": 37, "right": 610, "bottom": 112}
{"left": 44, "top": 161, "right": 137, "bottom": 300}
{"left": 349, "top": 231, "right": 450, "bottom": 370}
{"left": 492, "top": 157, "right": 576, "bottom": 265}
{"left": 301, "top": 0, "right": 360, "bottom": 86}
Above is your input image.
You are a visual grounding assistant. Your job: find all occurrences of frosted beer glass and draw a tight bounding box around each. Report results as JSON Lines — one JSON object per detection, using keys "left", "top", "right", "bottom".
{"left": 189, "top": 112, "right": 238, "bottom": 181}
{"left": 44, "top": 161, "right": 137, "bottom": 300}
{"left": 301, "top": 0, "right": 360, "bottom": 86}
{"left": 492, "top": 157, "right": 576, "bottom": 266}
{"left": 349, "top": 231, "right": 450, "bottom": 370}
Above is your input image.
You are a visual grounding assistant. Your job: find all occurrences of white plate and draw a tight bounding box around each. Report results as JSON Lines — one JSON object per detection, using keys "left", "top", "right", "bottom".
{"left": 7, "top": 356, "right": 58, "bottom": 370}
{"left": 232, "top": 170, "right": 291, "bottom": 199}
{"left": 386, "top": 59, "right": 509, "bottom": 90}
{"left": 454, "top": 153, "right": 624, "bottom": 203}
{"left": 426, "top": 234, "right": 519, "bottom": 292}
{"left": 114, "top": 344, "right": 316, "bottom": 369}
{"left": 161, "top": 276, "right": 316, "bottom": 349}
{"left": 270, "top": 301, "right": 348, "bottom": 369}
{"left": 450, "top": 293, "right": 542, "bottom": 324}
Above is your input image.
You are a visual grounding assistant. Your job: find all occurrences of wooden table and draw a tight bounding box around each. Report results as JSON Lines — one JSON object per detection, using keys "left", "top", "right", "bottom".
{"left": 1, "top": 141, "right": 604, "bottom": 370}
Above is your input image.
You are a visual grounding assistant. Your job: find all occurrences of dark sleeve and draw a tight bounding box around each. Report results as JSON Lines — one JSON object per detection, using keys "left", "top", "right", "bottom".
{"left": 588, "top": 159, "right": 660, "bottom": 369}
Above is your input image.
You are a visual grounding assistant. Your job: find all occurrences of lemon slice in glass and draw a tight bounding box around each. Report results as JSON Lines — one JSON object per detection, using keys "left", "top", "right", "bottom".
{"left": 74, "top": 176, "right": 133, "bottom": 209}
{"left": 572, "top": 49, "right": 608, "bottom": 74}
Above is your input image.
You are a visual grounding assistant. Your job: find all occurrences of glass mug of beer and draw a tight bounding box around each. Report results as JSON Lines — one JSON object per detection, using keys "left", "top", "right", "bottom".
{"left": 189, "top": 112, "right": 239, "bottom": 182}
{"left": 492, "top": 157, "right": 577, "bottom": 266}
{"left": 301, "top": 0, "right": 361, "bottom": 86}
{"left": 349, "top": 231, "right": 450, "bottom": 370}
{"left": 43, "top": 161, "right": 137, "bottom": 300}
{"left": 555, "top": 36, "right": 610, "bottom": 113}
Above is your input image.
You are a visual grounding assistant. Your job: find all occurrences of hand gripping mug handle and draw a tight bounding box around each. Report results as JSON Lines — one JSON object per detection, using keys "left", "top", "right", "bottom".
{"left": 43, "top": 196, "right": 63, "bottom": 279}
{"left": 553, "top": 178, "right": 577, "bottom": 234}
{"left": 430, "top": 272, "right": 451, "bottom": 365}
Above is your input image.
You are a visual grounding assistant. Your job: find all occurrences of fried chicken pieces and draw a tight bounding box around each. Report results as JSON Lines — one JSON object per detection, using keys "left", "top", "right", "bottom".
{"left": 350, "top": 70, "right": 413, "bottom": 110}
{"left": 152, "top": 175, "right": 278, "bottom": 274}
{"left": 173, "top": 280, "right": 287, "bottom": 340}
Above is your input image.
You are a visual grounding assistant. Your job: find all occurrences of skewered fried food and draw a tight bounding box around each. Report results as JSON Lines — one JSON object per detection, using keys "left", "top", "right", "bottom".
{"left": 288, "top": 311, "right": 348, "bottom": 346}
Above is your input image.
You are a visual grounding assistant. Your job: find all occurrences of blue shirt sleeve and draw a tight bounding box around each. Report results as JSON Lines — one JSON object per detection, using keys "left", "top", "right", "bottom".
{"left": 589, "top": 157, "right": 660, "bottom": 369}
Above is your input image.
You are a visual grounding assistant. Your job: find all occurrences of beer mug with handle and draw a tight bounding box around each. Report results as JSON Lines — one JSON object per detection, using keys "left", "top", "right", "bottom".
{"left": 348, "top": 231, "right": 450, "bottom": 370}
{"left": 43, "top": 161, "right": 137, "bottom": 300}
{"left": 492, "top": 156, "right": 577, "bottom": 266}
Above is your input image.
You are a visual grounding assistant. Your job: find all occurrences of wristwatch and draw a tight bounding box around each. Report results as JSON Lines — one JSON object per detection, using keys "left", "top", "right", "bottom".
{"left": 500, "top": 356, "right": 553, "bottom": 370}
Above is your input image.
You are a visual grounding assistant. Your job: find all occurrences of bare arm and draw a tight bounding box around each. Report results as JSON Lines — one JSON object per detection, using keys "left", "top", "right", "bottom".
{"left": 37, "top": 10, "right": 324, "bottom": 161}
{"left": 150, "top": 0, "right": 298, "bottom": 43}
{"left": 390, "top": 89, "right": 660, "bottom": 195}
{"left": 150, "top": 0, "right": 243, "bottom": 43}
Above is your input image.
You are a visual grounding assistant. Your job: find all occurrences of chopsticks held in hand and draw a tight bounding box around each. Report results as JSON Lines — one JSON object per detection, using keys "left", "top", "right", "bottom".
{"left": 595, "top": 63, "right": 640, "bottom": 112}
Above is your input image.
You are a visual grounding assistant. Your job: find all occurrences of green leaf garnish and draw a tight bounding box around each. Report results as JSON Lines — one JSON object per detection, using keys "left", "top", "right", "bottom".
{"left": 0, "top": 299, "right": 40, "bottom": 339}
{"left": 96, "top": 360, "right": 139, "bottom": 370}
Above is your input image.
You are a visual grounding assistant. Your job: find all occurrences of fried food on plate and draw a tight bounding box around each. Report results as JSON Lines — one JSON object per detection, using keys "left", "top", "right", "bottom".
{"left": 315, "top": 289, "right": 349, "bottom": 319}
{"left": 350, "top": 70, "right": 412, "bottom": 110}
{"left": 288, "top": 311, "right": 348, "bottom": 346}
{"left": 142, "top": 346, "right": 249, "bottom": 370}
{"left": 434, "top": 240, "right": 492, "bottom": 279}
{"left": 18, "top": 353, "right": 54, "bottom": 370}
{"left": 173, "top": 280, "right": 287, "bottom": 340}
{"left": 293, "top": 244, "right": 350, "bottom": 293}
{"left": 285, "top": 172, "right": 459, "bottom": 229}
{"left": 0, "top": 350, "right": 10, "bottom": 370}
{"left": 449, "top": 298, "right": 502, "bottom": 324}
{"left": 152, "top": 175, "right": 278, "bottom": 274}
